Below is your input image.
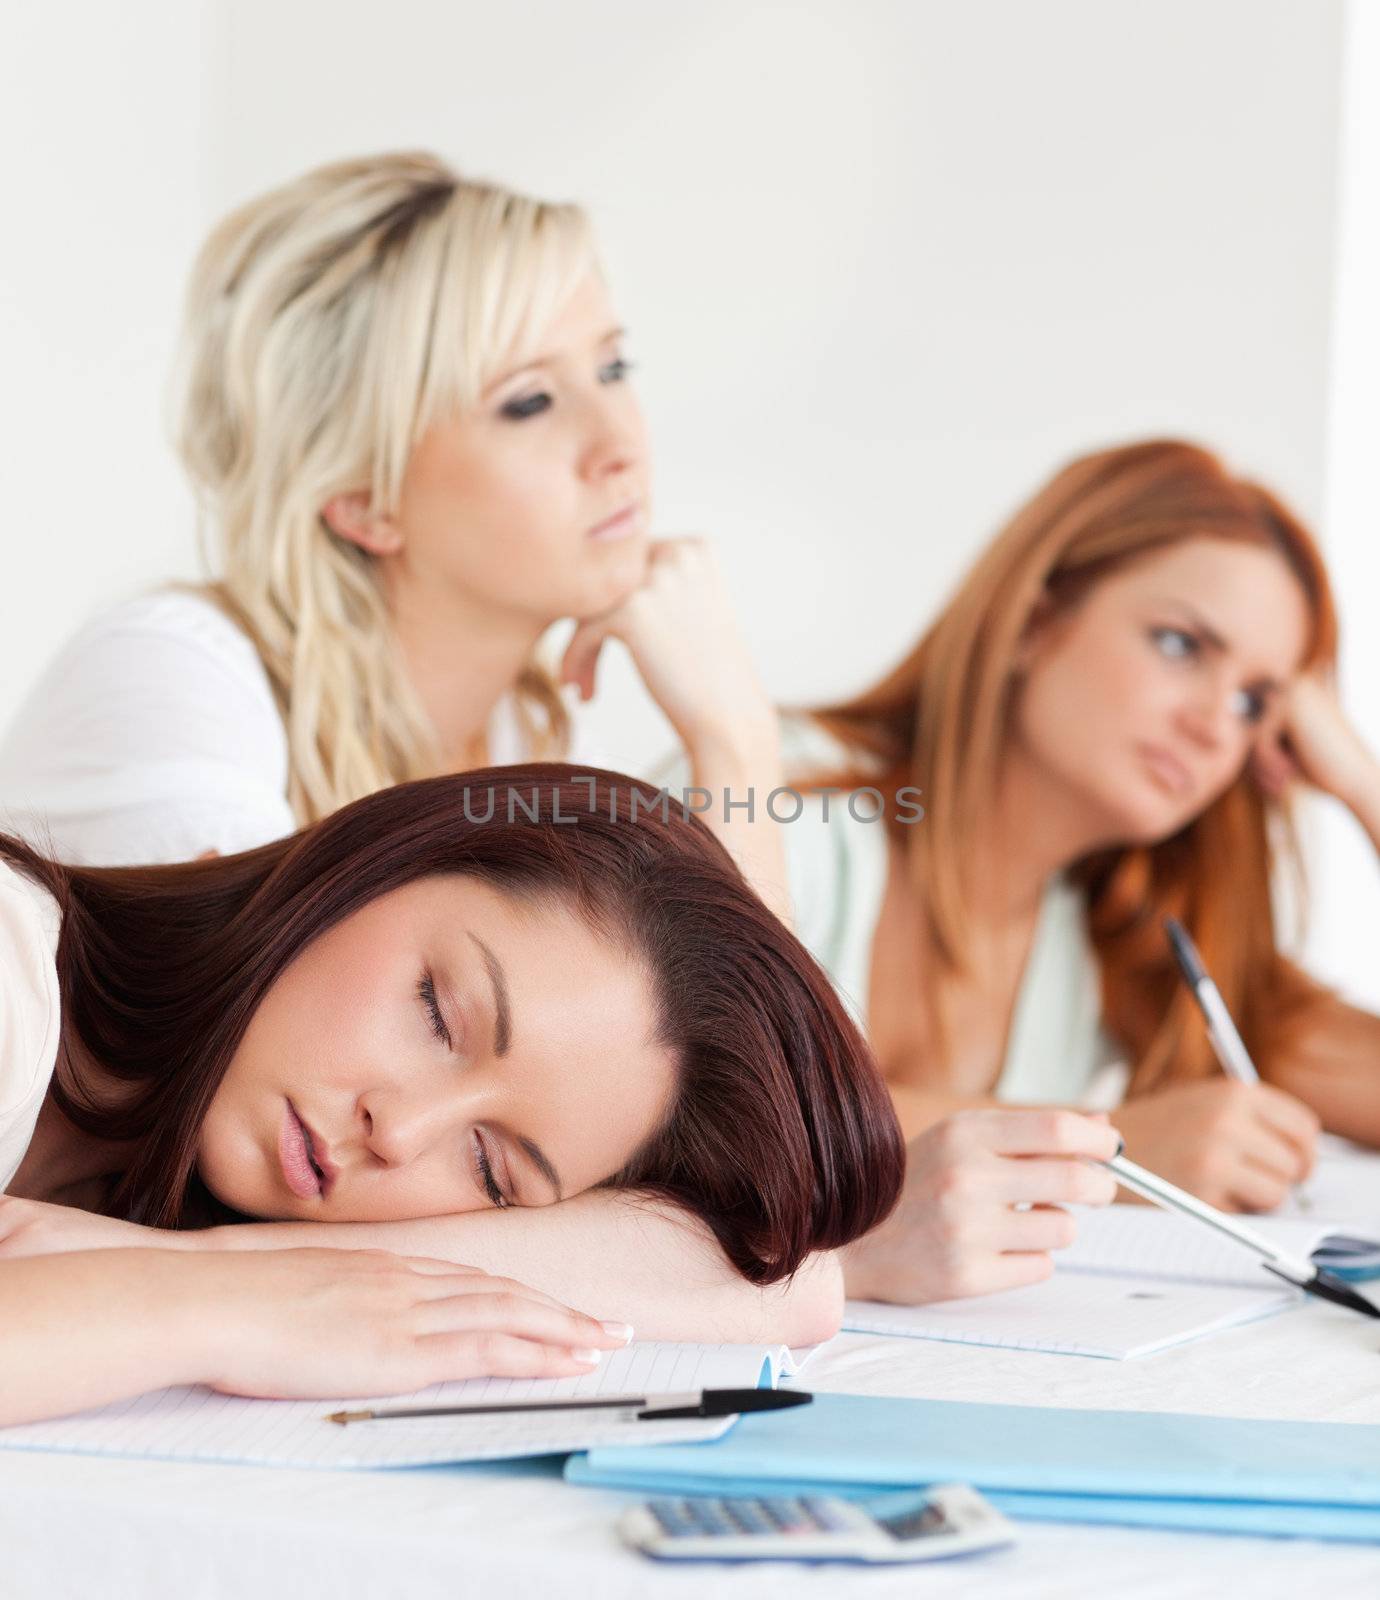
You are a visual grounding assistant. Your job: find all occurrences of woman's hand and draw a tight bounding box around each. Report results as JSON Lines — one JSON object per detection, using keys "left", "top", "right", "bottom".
{"left": 1113, "top": 1079, "right": 1319, "bottom": 1212}
{"left": 561, "top": 537, "right": 790, "bottom": 918}
{"left": 0, "top": 1196, "right": 183, "bottom": 1258}
{"left": 197, "top": 1248, "right": 631, "bottom": 1398}
{"left": 560, "top": 537, "right": 776, "bottom": 762}
{"left": 841, "top": 1109, "right": 1119, "bottom": 1305}
{"left": 1253, "top": 674, "right": 1379, "bottom": 811}
{"left": 0, "top": 1246, "right": 633, "bottom": 1426}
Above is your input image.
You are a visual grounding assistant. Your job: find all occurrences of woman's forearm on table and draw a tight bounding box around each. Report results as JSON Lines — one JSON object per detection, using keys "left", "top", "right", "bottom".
{"left": 0, "top": 1250, "right": 212, "bottom": 1426}
{"left": 197, "top": 1192, "right": 845, "bottom": 1346}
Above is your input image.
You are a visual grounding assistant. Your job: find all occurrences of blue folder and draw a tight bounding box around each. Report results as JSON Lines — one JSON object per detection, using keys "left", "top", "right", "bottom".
{"left": 564, "top": 1393, "right": 1380, "bottom": 1542}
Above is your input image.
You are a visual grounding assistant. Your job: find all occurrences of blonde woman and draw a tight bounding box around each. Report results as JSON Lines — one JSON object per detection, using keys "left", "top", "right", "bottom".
{"left": 776, "top": 440, "right": 1380, "bottom": 1303}
{"left": 0, "top": 151, "right": 786, "bottom": 914}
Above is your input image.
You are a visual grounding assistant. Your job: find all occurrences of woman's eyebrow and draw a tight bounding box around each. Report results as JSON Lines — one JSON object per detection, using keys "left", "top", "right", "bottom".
{"left": 1154, "top": 596, "right": 1229, "bottom": 654}
{"left": 516, "top": 1134, "right": 563, "bottom": 1202}
{"left": 483, "top": 326, "right": 626, "bottom": 395}
{"left": 1156, "top": 597, "right": 1284, "bottom": 690}
{"left": 467, "top": 931, "right": 511, "bottom": 1056}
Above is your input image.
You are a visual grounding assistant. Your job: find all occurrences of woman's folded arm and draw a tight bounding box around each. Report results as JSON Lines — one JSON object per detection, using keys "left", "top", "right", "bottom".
{"left": 0, "top": 1250, "right": 212, "bottom": 1426}
{"left": 0, "top": 1245, "right": 630, "bottom": 1427}
{"left": 0, "top": 1190, "right": 844, "bottom": 1350}
{"left": 192, "top": 1193, "right": 847, "bottom": 1348}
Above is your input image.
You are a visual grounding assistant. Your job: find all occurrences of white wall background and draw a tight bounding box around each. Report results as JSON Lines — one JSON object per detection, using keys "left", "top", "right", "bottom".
{"left": 1311, "top": 0, "right": 1380, "bottom": 1001}
{"left": 0, "top": 1, "right": 208, "bottom": 693}
{"left": 5, "top": 0, "right": 1378, "bottom": 996}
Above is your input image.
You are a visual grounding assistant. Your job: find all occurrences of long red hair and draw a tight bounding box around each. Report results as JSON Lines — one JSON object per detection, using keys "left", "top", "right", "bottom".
{"left": 812, "top": 440, "right": 1337, "bottom": 1091}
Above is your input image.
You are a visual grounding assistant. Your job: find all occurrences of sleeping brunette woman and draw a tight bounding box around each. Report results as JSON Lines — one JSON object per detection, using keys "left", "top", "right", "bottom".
{"left": 0, "top": 766, "right": 903, "bottom": 1426}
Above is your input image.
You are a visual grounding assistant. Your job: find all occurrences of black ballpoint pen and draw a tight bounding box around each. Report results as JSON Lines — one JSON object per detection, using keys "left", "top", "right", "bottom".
{"left": 327, "top": 1387, "right": 812, "bottom": 1426}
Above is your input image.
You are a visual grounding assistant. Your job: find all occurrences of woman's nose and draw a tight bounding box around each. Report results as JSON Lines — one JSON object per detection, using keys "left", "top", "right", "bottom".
{"left": 357, "top": 1087, "right": 460, "bottom": 1169}
{"left": 582, "top": 392, "right": 645, "bottom": 483}
{"left": 1177, "top": 677, "right": 1237, "bottom": 753}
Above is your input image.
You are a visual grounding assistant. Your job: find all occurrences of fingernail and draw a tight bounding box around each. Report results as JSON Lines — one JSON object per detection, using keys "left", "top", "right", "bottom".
{"left": 600, "top": 1321, "right": 635, "bottom": 1344}
{"left": 572, "top": 1349, "right": 603, "bottom": 1365}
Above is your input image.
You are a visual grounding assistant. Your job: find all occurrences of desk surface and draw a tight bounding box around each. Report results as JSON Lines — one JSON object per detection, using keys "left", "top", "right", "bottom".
{"left": 6, "top": 1301, "right": 1378, "bottom": 1599}
{"left": 6, "top": 1155, "right": 1380, "bottom": 1600}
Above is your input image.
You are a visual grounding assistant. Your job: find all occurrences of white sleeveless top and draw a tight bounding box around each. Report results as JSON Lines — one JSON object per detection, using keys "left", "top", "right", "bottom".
{"left": 778, "top": 719, "right": 1128, "bottom": 1107}
{"left": 0, "top": 591, "right": 550, "bottom": 868}
{"left": 0, "top": 860, "right": 62, "bottom": 1191}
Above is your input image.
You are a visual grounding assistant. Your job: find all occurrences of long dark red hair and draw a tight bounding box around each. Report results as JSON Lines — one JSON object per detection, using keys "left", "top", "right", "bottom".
{"left": 4, "top": 764, "right": 903, "bottom": 1284}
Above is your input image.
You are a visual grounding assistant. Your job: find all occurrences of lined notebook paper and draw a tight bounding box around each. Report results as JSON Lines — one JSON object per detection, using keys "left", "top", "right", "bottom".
{"left": 1060, "top": 1207, "right": 1380, "bottom": 1286}
{"left": 842, "top": 1204, "right": 1329, "bottom": 1358}
{"left": 0, "top": 1341, "right": 790, "bottom": 1470}
{"left": 844, "top": 1276, "right": 1294, "bottom": 1359}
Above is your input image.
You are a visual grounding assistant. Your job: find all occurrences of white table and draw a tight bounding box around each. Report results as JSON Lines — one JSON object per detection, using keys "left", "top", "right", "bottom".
{"left": 7, "top": 1138, "right": 1380, "bottom": 1600}
{"left": 4, "top": 1302, "right": 1379, "bottom": 1600}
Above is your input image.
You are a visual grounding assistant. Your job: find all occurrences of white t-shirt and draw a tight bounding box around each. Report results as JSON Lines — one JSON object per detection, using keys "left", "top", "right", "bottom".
{"left": 0, "top": 591, "right": 545, "bottom": 868}
{"left": 0, "top": 860, "right": 62, "bottom": 1191}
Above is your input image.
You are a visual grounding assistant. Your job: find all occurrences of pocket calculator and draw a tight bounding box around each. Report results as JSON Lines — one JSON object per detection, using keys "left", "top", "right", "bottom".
{"left": 618, "top": 1484, "right": 1016, "bottom": 1564}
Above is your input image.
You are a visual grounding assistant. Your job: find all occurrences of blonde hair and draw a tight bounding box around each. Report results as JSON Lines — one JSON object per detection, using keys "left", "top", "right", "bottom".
{"left": 175, "top": 151, "right": 594, "bottom": 824}
{"left": 811, "top": 440, "right": 1338, "bottom": 1092}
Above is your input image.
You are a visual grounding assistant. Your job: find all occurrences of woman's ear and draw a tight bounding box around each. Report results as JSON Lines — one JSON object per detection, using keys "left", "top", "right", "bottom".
{"left": 321, "top": 490, "right": 404, "bottom": 557}
{"left": 1012, "top": 588, "right": 1059, "bottom": 675}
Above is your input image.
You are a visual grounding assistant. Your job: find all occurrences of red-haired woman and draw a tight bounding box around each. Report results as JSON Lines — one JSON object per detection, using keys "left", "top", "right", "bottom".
{"left": 0, "top": 766, "right": 903, "bottom": 1425}
{"left": 780, "top": 440, "right": 1379, "bottom": 1303}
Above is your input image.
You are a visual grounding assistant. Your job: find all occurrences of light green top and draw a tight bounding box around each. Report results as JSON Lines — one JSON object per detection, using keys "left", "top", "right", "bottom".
{"left": 778, "top": 720, "right": 1128, "bottom": 1108}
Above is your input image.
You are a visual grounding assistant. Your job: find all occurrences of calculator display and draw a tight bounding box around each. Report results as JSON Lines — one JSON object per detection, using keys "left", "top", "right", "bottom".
{"left": 876, "top": 1503, "right": 956, "bottom": 1541}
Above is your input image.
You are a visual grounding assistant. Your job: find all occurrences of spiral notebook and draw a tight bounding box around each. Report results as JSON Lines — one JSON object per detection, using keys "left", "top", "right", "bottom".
{"left": 0, "top": 1341, "right": 798, "bottom": 1471}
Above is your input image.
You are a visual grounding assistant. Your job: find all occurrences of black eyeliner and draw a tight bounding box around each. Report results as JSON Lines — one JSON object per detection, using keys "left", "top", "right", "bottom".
{"left": 499, "top": 392, "right": 550, "bottom": 421}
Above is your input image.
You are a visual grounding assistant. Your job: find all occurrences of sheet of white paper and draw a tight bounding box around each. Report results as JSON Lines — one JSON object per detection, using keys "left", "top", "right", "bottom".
{"left": 1059, "top": 1206, "right": 1340, "bottom": 1289}
{"left": 0, "top": 1342, "right": 772, "bottom": 1470}
{"left": 841, "top": 1148, "right": 1380, "bottom": 1361}
{"left": 1278, "top": 1133, "right": 1380, "bottom": 1227}
{"left": 843, "top": 1275, "right": 1296, "bottom": 1359}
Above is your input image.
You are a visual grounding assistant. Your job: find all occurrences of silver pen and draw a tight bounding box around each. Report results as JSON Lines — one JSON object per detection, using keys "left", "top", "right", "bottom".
{"left": 1094, "top": 1140, "right": 1377, "bottom": 1320}
{"left": 1165, "top": 917, "right": 1313, "bottom": 1211}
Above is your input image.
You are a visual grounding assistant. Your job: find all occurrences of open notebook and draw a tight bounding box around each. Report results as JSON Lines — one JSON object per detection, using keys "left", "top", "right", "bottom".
{"left": 842, "top": 1205, "right": 1380, "bottom": 1359}
{"left": 0, "top": 1341, "right": 799, "bottom": 1471}
{"left": 1059, "top": 1205, "right": 1380, "bottom": 1285}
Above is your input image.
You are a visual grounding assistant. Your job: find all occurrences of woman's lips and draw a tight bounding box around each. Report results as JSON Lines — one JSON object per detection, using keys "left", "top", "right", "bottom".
{"left": 279, "top": 1099, "right": 328, "bottom": 1201}
{"left": 587, "top": 503, "right": 642, "bottom": 543}
{"left": 1139, "top": 744, "right": 1194, "bottom": 797}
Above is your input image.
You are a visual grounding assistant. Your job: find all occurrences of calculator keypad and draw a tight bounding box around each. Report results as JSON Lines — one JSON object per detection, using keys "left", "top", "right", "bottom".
{"left": 648, "top": 1496, "right": 853, "bottom": 1539}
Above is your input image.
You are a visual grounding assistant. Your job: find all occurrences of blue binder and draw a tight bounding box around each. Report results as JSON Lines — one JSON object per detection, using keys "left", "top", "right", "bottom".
{"left": 564, "top": 1393, "right": 1380, "bottom": 1542}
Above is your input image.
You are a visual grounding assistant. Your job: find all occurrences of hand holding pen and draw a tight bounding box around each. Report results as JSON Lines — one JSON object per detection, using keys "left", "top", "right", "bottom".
{"left": 1164, "top": 918, "right": 1317, "bottom": 1212}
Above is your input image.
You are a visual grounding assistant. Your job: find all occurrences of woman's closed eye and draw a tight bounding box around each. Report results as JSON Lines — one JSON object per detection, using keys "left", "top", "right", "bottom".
{"left": 599, "top": 356, "right": 634, "bottom": 385}
{"left": 418, "top": 969, "right": 453, "bottom": 1048}
{"left": 472, "top": 1129, "right": 511, "bottom": 1208}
